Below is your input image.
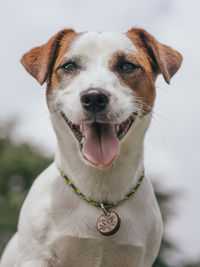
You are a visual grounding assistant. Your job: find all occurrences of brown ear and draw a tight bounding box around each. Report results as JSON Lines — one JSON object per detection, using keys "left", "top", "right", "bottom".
{"left": 21, "top": 29, "right": 75, "bottom": 85}
{"left": 127, "top": 28, "right": 183, "bottom": 84}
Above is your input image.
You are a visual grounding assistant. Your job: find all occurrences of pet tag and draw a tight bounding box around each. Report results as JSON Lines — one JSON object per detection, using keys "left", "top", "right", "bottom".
{"left": 97, "top": 205, "right": 121, "bottom": 236}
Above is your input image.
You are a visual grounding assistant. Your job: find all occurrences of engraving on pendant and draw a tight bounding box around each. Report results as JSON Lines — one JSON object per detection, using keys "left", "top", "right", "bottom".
{"left": 97, "top": 211, "right": 121, "bottom": 236}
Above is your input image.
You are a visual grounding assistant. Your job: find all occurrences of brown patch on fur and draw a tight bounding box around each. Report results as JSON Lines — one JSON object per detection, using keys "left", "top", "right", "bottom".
{"left": 109, "top": 28, "right": 182, "bottom": 115}
{"left": 48, "top": 33, "right": 83, "bottom": 93}
{"left": 21, "top": 29, "right": 77, "bottom": 86}
{"left": 109, "top": 50, "right": 156, "bottom": 115}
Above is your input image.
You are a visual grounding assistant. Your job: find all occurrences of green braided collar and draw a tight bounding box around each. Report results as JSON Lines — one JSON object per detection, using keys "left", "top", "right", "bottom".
{"left": 60, "top": 170, "right": 144, "bottom": 209}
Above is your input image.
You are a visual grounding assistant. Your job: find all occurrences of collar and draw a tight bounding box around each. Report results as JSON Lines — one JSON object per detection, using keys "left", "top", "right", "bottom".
{"left": 59, "top": 169, "right": 144, "bottom": 209}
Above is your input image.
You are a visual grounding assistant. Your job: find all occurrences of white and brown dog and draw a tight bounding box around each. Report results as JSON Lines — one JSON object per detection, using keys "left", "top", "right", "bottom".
{"left": 0, "top": 28, "right": 182, "bottom": 267}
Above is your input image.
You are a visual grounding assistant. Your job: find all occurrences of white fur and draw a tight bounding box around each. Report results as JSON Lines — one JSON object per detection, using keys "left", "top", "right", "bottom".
{"left": 0, "top": 31, "right": 163, "bottom": 267}
{"left": 50, "top": 32, "right": 138, "bottom": 126}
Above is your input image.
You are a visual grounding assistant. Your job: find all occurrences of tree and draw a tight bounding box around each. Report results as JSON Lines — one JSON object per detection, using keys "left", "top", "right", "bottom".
{"left": 0, "top": 122, "right": 52, "bottom": 256}
{"left": 153, "top": 185, "right": 178, "bottom": 267}
{"left": 184, "top": 261, "right": 200, "bottom": 267}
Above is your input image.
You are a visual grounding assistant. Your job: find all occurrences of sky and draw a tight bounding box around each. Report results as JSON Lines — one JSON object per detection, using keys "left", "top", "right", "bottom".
{"left": 0, "top": 0, "right": 200, "bottom": 264}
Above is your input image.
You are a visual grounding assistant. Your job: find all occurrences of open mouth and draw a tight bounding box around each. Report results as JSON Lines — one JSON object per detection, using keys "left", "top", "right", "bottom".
{"left": 61, "top": 112, "right": 137, "bottom": 168}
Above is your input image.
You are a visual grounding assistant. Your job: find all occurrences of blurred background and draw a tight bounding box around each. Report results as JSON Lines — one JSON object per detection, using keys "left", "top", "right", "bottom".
{"left": 0, "top": 0, "right": 200, "bottom": 266}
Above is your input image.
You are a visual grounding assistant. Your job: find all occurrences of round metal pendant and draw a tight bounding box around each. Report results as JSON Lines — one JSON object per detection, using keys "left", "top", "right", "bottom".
{"left": 97, "top": 211, "right": 121, "bottom": 236}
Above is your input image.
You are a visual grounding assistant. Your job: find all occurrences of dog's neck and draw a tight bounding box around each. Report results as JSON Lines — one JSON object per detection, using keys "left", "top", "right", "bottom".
{"left": 52, "top": 115, "right": 151, "bottom": 203}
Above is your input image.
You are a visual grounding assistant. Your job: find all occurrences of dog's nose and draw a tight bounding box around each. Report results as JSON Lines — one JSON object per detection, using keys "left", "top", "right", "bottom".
{"left": 80, "top": 88, "right": 110, "bottom": 113}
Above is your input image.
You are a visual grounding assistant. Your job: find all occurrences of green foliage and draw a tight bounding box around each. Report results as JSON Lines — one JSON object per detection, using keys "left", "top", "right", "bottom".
{"left": 0, "top": 122, "right": 52, "bottom": 256}
{"left": 0, "top": 137, "right": 52, "bottom": 196}
{"left": 184, "top": 262, "right": 200, "bottom": 267}
{"left": 153, "top": 186, "right": 177, "bottom": 267}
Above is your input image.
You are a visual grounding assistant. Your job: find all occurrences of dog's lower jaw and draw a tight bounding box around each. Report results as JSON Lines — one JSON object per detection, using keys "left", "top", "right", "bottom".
{"left": 52, "top": 113, "right": 151, "bottom": 203}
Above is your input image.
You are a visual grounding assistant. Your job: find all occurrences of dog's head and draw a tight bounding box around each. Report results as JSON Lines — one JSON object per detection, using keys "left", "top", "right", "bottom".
{"left": 21, "top": 28, "right": 182, "bottom": 168}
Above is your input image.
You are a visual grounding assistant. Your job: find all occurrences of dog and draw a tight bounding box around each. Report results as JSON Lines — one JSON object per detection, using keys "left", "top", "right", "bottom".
{"left": 0, "top": 28, "right": 182, "bottom": 267}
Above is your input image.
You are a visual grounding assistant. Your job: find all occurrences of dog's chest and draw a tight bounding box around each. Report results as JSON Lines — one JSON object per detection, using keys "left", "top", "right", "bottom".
{"left": 51, "top": 235, "right": 144, "bottom": 267}
{"left": 49, "top": 187, "right": 161, "bottom": 267}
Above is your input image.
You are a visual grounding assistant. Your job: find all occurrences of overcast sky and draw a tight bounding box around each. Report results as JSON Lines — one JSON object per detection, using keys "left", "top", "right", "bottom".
{"left": 0, "top": 0, "right": 200, "bottom": 264}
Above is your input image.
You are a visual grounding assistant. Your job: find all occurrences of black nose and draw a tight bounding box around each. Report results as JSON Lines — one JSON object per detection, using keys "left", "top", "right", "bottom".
{"left": 80, "top": 88, "right": 110, "bottom": 113}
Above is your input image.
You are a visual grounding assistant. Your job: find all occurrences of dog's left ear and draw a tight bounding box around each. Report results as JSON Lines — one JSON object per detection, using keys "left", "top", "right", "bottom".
{"left": 21, "top": 29, "right": 75, "bottom": 85}
{"left": 127, "top": 28, "right": 182, "bottom": 84}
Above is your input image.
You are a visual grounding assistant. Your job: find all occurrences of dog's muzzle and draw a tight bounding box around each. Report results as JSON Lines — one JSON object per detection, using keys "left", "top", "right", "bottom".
{"left": 61, "top": 88, "right": 137, "bottom": 168}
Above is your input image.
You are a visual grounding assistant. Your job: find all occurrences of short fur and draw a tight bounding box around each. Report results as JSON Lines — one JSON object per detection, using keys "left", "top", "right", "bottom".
{"left": 0, "top": 28, "right": 182, "bottom": 267}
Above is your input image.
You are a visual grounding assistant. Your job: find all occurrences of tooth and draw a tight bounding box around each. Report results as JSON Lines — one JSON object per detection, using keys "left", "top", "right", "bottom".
{"left": 80, "top": 124, "right": 83, "bottom": 133}
{"left": 115, "top": 124, "right": 119, "bottom": 133}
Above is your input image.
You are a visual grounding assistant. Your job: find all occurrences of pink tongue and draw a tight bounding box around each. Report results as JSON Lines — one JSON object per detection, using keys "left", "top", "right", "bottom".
{"left": 82, "top": 123, "right": 120, "bottom": 167}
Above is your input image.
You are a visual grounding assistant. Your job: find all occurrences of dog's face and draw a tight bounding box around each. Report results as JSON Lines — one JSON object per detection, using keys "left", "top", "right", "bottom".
{"left": 21, "top": 28, "right": 182, "bottom": 168}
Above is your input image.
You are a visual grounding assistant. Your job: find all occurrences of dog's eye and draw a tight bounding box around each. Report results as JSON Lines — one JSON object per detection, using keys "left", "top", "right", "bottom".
{"left": 119, "top": 62, "right": 138, "bottom": 73}
{"left": 61, "top": 62, "right": 77, "bottom": 73}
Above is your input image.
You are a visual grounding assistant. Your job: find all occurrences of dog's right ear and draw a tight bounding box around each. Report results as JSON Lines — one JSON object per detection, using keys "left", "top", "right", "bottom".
{"left": 21, "top": 29, "right": 75, "bottom": 85}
